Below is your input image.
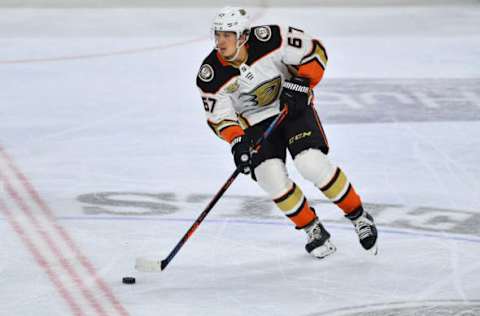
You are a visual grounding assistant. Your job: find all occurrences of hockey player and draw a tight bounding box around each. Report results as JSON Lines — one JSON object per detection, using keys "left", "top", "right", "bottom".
{"left": 196, "top": 7, "right": 378, "bottom": 259}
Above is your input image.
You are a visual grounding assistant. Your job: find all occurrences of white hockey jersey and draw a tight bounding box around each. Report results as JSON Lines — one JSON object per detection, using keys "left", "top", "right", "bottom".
{"left": 196, "top": 25, "right": 328, "bottom": 144}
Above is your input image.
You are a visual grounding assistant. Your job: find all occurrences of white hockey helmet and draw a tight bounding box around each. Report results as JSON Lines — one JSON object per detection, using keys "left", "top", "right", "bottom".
{"left": 211, "top": 7, "right": 250, "bottom": 41}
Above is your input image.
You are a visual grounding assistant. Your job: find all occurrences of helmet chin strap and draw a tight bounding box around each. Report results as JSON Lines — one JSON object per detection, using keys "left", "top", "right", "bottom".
{"left": 224, "top": 37, "right": 247, "bottom": 62}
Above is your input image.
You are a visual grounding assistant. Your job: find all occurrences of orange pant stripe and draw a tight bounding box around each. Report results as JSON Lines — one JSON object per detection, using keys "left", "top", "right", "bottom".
{"left": 287, "top": 198, "right": 317, "bottom": 229}
{"left": 335, "top": 184, "right": 362, "bottom": 214}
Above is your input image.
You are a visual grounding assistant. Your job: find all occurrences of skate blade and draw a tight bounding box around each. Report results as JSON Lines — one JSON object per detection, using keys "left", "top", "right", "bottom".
{"left": 366, "top": 242, "right": 378, "bottom": 256}
{"left": 311, "top": 240, "right": 337, "bottom": 259}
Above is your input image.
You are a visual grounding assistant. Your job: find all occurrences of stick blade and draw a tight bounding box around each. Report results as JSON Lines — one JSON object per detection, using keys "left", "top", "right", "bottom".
{"left": 135, "top": 257, "right": 162, "bottom": 272}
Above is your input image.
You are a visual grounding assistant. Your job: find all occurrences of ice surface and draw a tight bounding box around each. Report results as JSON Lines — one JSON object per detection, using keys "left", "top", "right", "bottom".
{"left": 0, "top": 4, "right": 479, "bottom": 316}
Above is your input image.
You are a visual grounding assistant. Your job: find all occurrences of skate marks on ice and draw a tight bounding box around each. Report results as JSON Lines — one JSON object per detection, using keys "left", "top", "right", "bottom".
{"left": 76, "top": 192, "right": 480, "bottom": 240}
{"left": 73, "top": 192, "right": 480, "bottom": 316}
{"left": 308, "top": 299, "right": 480, "bottom": 316}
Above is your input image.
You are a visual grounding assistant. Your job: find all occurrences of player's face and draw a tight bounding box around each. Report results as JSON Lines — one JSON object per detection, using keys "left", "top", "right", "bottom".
{"left": 215, "top": 31, "right": 238, "bottom": 59}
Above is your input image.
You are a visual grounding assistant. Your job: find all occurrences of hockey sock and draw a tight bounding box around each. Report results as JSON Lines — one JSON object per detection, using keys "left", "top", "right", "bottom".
{"left": 319, "top": 167, "right": 362, "bottom": 216}
{"left": 273, "top": 183, "right": 317, "bottom": 229}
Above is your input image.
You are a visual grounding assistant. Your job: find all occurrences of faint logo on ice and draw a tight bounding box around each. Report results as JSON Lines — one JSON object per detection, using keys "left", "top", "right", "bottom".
{"left": 307, "top": 300, "right": 480, "bottom": 316}
{"left": 78, "top": 192, "right": 179, "bottom": 215}
{"left": 77, "top": 192, "right": 480, "bottom": 237}
{"left": 316, "top": 79, "right": 480, "bottom": 123}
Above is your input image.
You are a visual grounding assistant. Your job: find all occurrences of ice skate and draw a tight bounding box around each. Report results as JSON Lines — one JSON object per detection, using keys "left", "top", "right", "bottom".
{"left": 304, "top": 219, "right": 336, "bottom": 259}
{"left": 346, "top": 207, "right": 378, "bottom": 255}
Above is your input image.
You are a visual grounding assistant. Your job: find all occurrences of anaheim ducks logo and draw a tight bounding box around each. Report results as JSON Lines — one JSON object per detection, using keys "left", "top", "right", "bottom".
{"left": 198, "top": 64, "right": 214, "bottom": 82}
{"left": 239, "top": 76, "right": 282, "bottom": 107}
{"left": 254, "top": 26, "right": 272, "bottom": 42}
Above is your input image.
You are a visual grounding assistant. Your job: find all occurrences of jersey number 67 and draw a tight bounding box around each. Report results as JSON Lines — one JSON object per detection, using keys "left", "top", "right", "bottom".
{"left": 202, "top": 97, "right": 217, "bottom": 113}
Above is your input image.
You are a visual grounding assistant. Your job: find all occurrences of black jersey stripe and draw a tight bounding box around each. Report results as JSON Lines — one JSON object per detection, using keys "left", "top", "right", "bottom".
{"left": 196, "top": 50, "right": 240, "bottom": 94}
{"left": 246, "top": 25, "right": 283, "bottom": 65}
{"left": 196, "top": 25, "right": 282, "bottom": 94}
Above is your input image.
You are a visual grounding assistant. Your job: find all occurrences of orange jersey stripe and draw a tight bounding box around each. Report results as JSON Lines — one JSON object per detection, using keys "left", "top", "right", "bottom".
{"left": 297, "top": 59, "right": 325, "bottom": 88}
{"left": 216, "top": 51, "right": 230, "bottom": 67}
{"left": 219, "top": 125, "right": 245, "bottom": 144}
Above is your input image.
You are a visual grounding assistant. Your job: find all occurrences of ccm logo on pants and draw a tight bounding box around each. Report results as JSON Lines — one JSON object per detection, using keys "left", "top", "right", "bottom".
{"left": 289, "top": 131, "right": 312, "bottom": 144}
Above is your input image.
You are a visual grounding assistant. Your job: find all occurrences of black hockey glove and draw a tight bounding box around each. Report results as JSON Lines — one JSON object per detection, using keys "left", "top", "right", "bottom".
{"left": 231, "top": 136, "right": 252, "bottom": 175}
{"left": 279, "top": 76, "right": 311, "bottom": 119}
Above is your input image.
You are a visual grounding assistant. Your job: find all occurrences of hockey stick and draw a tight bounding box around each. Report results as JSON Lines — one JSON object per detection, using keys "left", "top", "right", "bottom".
{"left": 135, "top": 108, "right": 288, "bottom": 272}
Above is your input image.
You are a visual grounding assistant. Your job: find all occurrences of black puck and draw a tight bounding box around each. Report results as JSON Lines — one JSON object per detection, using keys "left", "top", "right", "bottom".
{"left": 122, "top": 277, "right": 136, "bottom": 284}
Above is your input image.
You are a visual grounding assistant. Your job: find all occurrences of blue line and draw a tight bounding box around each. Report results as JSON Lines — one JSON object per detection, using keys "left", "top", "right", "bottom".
{"left": 4, "top": 215, "right": 475, "bottom": 244}
{"left": 2, "top": 215, "right": 479, "bottom": 244}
